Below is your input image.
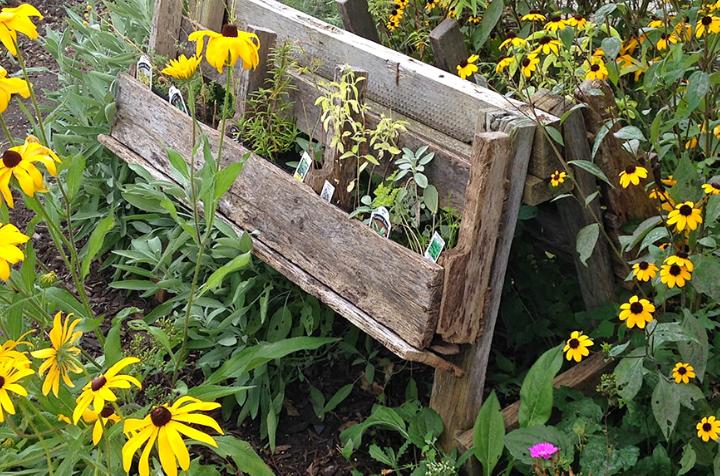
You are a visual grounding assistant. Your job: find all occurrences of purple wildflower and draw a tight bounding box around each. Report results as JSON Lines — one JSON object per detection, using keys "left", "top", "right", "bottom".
{"left": 528, "top": 441, "right": 559, "bottom": 460}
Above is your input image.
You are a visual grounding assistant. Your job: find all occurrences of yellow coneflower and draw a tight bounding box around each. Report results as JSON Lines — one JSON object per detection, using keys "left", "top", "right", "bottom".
{"left": 672, "top": 362, "right": 696, "bottom": 384}
{"left": 0, "top": 223, "right": 29, "bottom": 281}
{"left": 685, "top": 137, "right": 698, "bottom": 149}
{"left": 520, "top": 54, "right": 539, "bottom": 78}
{"left": 660, "top": 263, "right": 692, "bottom": 288}
{"left": 425, "top": 0, "right": 440, "bottom": 11}
{"left": 188, "top": 24, "right": 259, "bottom": 74}
{"left": 521, "top": 11, "right": 546, "bottom": 22}
{"left": 31, "top": 312, "right": 84, "bottom": 397}
{"left": 534, "top": 36, "right": 562, "bottom": 55}
{"left": 0, "top": 361, "right": 33, "bottom": 422}
{"left": 618, "top": 164, "right": 648, "bottom": 188}
{"left": 457, "top": 55, "right": 479, "bottom": 80}
{"left": 161, "top": 54, "right": 201, "bottom": 81}
{"left": 661, "top": 176, "right": 677, "bottom": 187}
{"left": 666, "top": 201, "right": 702, "bottom": 232}
{"left": 566, "top": 14, "right": 587, "bottom": 29}
{"left": 544, "top": 15, "right": 566, "bottom": 32}
{"left": 0, "top": 66, "right": 30, "bottom": 114}
{"left": 714, "top": 124, "right": 720, "bottom": 139}
{"left": 584, "top": 57, "right": 609, "bottom": 81}
{"left": 122, "top": 397, "right": 223, "bottom": 476}
{"left": 648, "top": 187, "right": 674, "bottom": 212}
{"left": 696, "top": 15, "right": 720, "bottom": 37}
{"left": 0, "top": 332, "right": 32, "bottom": 370}
{"left": 632, "top": 261, "right": 658, "bottom": 281}
{"left": 0, "top": 3, "right": 42, "bottom": 56}
{"left": 467, "top": 15, "right": 481, "bottom": 24}
{"left": 702, "top": 181, "right": 720, "bottom": 195}
{"left": 619, "top": 295, "right": 655, "bottom": 329}
{"left": 665, "top": 252, "right": 694, "bottom": 272}
{"left": 648, "top": 17, "right": 665, "bottom": 29}
{"left": 563, "top": 331, "right": 593, "bottom": 362}
{"left": 499, "top": 32, "right": 526, "bottom": 49}
{"left": 697, "top": 416, "right": 720, "bottom": 442}
{"left": 549, "top": 170, "right": 566, "bottom": 187}
{"left": 495, "top": 56, "right": 515, "bottom": 73}
{"left": 73, "top": 357, "right": 141, "bottom": 424}
{"left": 621, "top": 37, "right": 639, "bottom": 55}
{"left": 0, "top": 136, "right": 61, "bottom": 208}
{"left": 656, "top": 32, "right": 678, "bottom": 50}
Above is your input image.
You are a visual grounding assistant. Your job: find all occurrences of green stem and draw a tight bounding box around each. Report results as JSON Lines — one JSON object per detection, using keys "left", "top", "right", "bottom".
{"left": 0, "top": 114, "right": 15, "bottom": 147}
{"left": 19, "top": 400, "right": 55, "bottom": 476}
{"left": 15, "top": 44, "right": 49, "bottom": 147}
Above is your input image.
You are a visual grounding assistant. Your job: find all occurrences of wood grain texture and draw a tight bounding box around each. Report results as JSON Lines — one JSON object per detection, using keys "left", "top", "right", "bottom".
{"left": 150, "top": 0, "right": 183, "bottom": 58}
{"left": 235, "top": 26, "right": 277, "bottom": 121}
{"left": 523, "top": 173, "right": 573, "bottom": 206}
{"left": 111, "top": 73, "right": 443, "bottom": 348}
{"left": 189, "top": 0, "right": 225, "bottom": 31}
{"left": 336, "top": 0, "right": 380, "bottom": 43}
{"left": 228, "top": 0, "right": 555, "bottom": 143}
{"left": 429, "top": 19, "right": 469, "bottom": 74}
{"left": 436, "top": 132, "right": 513, "bottom": 343}
{"left": 527, "top": 89, "right": 563, "bottom": 179}
{"left": 99, "top": 134, "right": 462, "bottom": 376}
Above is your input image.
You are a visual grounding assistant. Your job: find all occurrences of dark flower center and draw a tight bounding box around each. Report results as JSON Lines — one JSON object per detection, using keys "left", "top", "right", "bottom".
{"left": 661, "top": 33, "right": 668, "bottom": 40}
{"left": 703, "top": 423, "right": 712, "bottom": 432}
{"left": 638, "top": 261, "right": 649, "bottom": 270}
{"left": 676, "top": 251, "right": 688, "bottom": 260}
{"left": 507, "top": 32, "right": 517, "bottom": 39}
{"left": 679, "top": 204, "right": 692, "bottom": 216}
{"left": 669, "top": 264, "right": 681, "bottom": 276}
{"left": 91, "top": 376, "right": 107, "bottom": 391}
{"left": 0, "top": 376, "right": 4, "bottom": 389}
{"left": 100, "top": 405, "right": 115, "bottom": 418}
{"left": 460, "top": 60, "right": 468, "bottom": 67}
{"left": 568, "top": 338, "right": 580, "bottom": 349}
{"left": 677, "top": 366, "right": 687, "bottom": 375}
{"left": 2, "top": 150, "right": 22, "bottom": 168}
{"left": 630, "top": 302, "right": 644, "bottom": 314}
{"left": 590, "top": 64, "right": 600, "bottom": 71}
{"left": 530, "top": 9, "right": 541, "bottom": 14}
{"left": 625, "top": 165, "right": 636, "bottom": 174}
{"left": 150, "top": 406, "right": 173, "bottom": 427}
{"left": 702, "top": 16, "right": 712, "bottom": 26}
{"left": 539, "top": 37, "right": 551, "bottom": 44}
{"left": 711, "top": 182, "right": 720, "bottom": 190}
{"left": 221, "top": 24, "right": 238, "bottom": 37}
{"left": 551, "top": 16, "right": 561, "bottom": 22}
{"left": 574, "top": 15, "right": 583, "bottom": 20}
{"left": 522, "top": 58, "right": 531, "bottom": 66}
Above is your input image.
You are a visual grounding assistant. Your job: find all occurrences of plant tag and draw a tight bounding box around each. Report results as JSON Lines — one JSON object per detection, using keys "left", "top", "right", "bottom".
{"left": 136, "top": 55, "right": 152, "bottom": 89}
{"left": 424, "top": 232, "right": 445, "bottom": 263}
{"left": 227, "top": 124, "right": 241, "bottom": 141}
{"left": 293, "top": 151, "right": 312, "bottom": 182}
{"left": 370, "top": 207, "right": 392, "bottom": 238}
{"left": 168, "top": 86, "right": 188, "bottom": 114}
{"left": 320, "top": 180, "right": 335, "bottom": 202}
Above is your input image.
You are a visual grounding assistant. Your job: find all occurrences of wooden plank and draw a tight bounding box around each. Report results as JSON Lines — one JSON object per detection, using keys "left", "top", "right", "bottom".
{"left": 436, "top": 131, "right": 513, "bottom": 343}
{"left": 189, "top": 0, "right": 225, "bottom": 32}
{"left": 527, "top": 89, "right": 563, "bottom": 179}
{"left": 229, "top": 0, "right": 556, "bottom": 143}
{"left": 455, "top": 353, "right": 612, "bottom": 449}
{"left": 235, "top": 26, "right": 277, "bottom": 120}
{"left": 111, "top": 73, "right": 443, "bottom": 348}
{"left": 522, "top": 173, "right": 573, "bottom": 206}
{"left": 99, "top": 134, "right": 462, "bottom": 377}
{"left": 150, "top": 0, "right": 183, "bottom": 58}
{"left": 429, "top": 19, "right": 469, "bottom": 75}
{"left": 336, "top": 0, "right": 380, "bottom": 43}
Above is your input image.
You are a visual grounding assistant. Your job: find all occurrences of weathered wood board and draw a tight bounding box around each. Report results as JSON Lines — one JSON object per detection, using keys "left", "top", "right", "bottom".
{"left": 111, "top": 73, "right": 443, "bottom": 349}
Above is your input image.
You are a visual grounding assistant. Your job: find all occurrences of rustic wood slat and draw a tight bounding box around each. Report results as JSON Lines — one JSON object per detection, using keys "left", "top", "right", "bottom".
{"left": 111, "top": 73, "right": 443, "bottom": 348}
{"left": 523, "top": 173, "right": 573, "bottom": 206}
{"left": 336, "top": 0, "right": 380, "bottom": 43}
{"left": 150, "top": 0, "right": 183, "bottom": 58}
{"left": 235, "top": 26, "right": 277, "bottom": 121}
{"left": 189, "top": 0, "right": 225, "bottom": 32}
{"left": 228, "top": 0, "right": 554, "bottom": 143}
{"left": 99, "top": 133, "right": 462, "bottom": 376}
{"left": 429, "top": 19, "right": 469, "bottom": 75}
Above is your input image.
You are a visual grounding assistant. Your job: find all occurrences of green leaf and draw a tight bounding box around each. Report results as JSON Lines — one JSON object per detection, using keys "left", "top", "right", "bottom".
{"left": 198, "top": 252, "right": 252, "bottom": 296}
{"left": 81, "top": 213, "right": 115, "bottom": 279}
{"left": 685, "top": 71, "right": 709, "bottom": 113}
{"left": 692, "top": 255, "right": 720, "bottom": 301}
{"left": 651, "top": 322, "right": 697, "bottom": 352}
{"left": 187, "top": 384, "right": 253, "bottom": 401}
{"left": 600, "top": 36, "right": 622, "bottom": 59}
{"left": 505, "top": 426, "right": 572, "bottom": 465}
{"left": 591, "top": 122, "right": 612, "bottom": 159}
{"left": 576, "top": 223, "right": 600, "bottom": 266}
{"left": 65, "top": 155, "right": 86, "bottom": 201}
{"left": 473, "top": 392, "right": 505, "bottom": 476}
{"left": 614, "top": 125, "right": 646, "bottom": 141}
{"left": 545, "top": 126, "right": 564, "bottom": 146}
{"left": 325, "top": 384, "right": 353, "bottom": 413}
{"left": 679, "top": 310, "right": 709, "bottom": 381}
{"left": 211, "top": 436, "right": 273, "bottom": 476}
{"left": 614, "top": 348, "right": 646, "bottom": 401}
{"left": 580, "top": 436, "right": 639, "bottom": 475}
{"left": 678, "top": 443, "right": 696, "bottom": 475}
{"left": 518, "top": 345, "right": 563, "bottom": 428}
{"left": 167, "top": 148, "right": 190, "bottom": 179}
{"left": 472, "top": 0, "right": 504, "bottom": 50}
{"left": 215, "top": 159, "right": 246, "bottom": 200}
{"left": 651, "top": 375, "right": 680, "bottom": 440}
{"left": 568, "top": 160, "right": 612, "bottom": 186}
{"left": 423, "top": 185, "right": 438, "bottom": 214}
{"left": 706, "top": 196, "right": 720, "bottom": 224}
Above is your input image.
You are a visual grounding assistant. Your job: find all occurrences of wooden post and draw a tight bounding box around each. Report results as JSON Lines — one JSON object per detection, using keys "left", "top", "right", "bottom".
{"left": 429, "top": 19, "right": 469, "bottom": 75}
{"left": 188, "top": 0, "right": 226, "bottom": 31}
{"left": 336, "top": 0, "right": 380, "bottom": 43}
{"left": 307, "top": 66, "right": 368, "bottom": 210}
{"left": 150, "top": 0, "right": 183, "bottom": 58}
{"left": 235, "top": 26, "right": 277, "bottom": 120}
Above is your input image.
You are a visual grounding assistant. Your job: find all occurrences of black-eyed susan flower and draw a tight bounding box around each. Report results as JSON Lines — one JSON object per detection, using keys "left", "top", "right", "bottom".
{"left": 656, "top": 32, "right": 678, "bottom": 50}
{"left": 0, "top": 223, "right": 29, "bottom": 281}
{"left": 619, "top": 295, "right": 655, "bottom": 329}
{"left": 86, "top": 405, "right": 121, "bottom": 446}
{"left": 0, "top": 3, "right": 42, "bottom": 56}
{"left": 0, "top": 361, "right": 33, "bottom": 422}
{"left": 0, "top": 333, "right": 31, "bottom": 370}
{"left": 714, "top": 124, "right": 720, "bottom": 139}
{"left": 495, "top": 56, "right": 514, "bottom": 73}
{"left": 500, "top": 32, "right": 526, "bottom": 49}
{"left": 520, "top": 54, "right": 539, "bottom": 78}
{"left": 672, "top": 362, "right": 696, "bottom": 384}
{"left": 566, "top": 14, "right": 587, "bottom": 29}
{"left": 0, "top": 66, "right": 29, "bottom": 114}
{"left": 161, "top": 54, "right": 201, "bottom": 81}
{"left": 534, "top": 36, "right": 562, "bottom": 55}
{"left": 425, "top": 0, "right": 440, "bottom": 11}
{"left": 667, "top": 201, "right": 702, "bottom": 232}
{"left": 73, "top": 356, "right": 141, "bottom": 424}
{"left": 621, "top": 37, "right": 640, "bottom": 55}
{"left": 467, "top": 15, "right": 481, "bottom": 25}
{"left": 457, "top": 55, "right": 479, "bottom": 80}
{"left": 584, "top": 57, "right": 609, "bottom": 81}
{"left": 661, "top": 176, "right": 677, "bottom": 187}
{"left": 31, "top": 311, "right": 84, "bottom": 397}
{"left": 648, "top": 187, "right": 674, "bottom": 212}
{"left": 702, "top": 182, "right": 720, "bottom": 195}
{"left": 618, "top": 164, "right": 648, "bottom": 188}
{"left": 0, "top": 136, "right": 61, "bottom": 208}
{"left": 665, "top": 252, "right": 694, "bottom": 272}
{"left": 697, "top": 416, "right": 720, "bottom": 442}
{"left": 188, "top": 24, "right": 259, "bottom": 74}
{"left": 685, "top": 137, "right": 698, "bottom": 149}
{"left": 549, "top": 170, "right": 566, "bottom": 187}
{"left": 522, "top": 11, "right": 546, "bottom": 22}
{"left": 632, "top": 261, "right": 658, "bottom": 281}
{"left": 544, "top": 15, "right": 566, "bottom": 32}
{"left": 122, "top": 397, "right": 223, "bottom": 476}
{"left": 563, "top": 331, "right": 593, "bottom": 362}
{"left": 660, "top": 263, "right": 692, "bottom": 288}
{"left": 648, "top": 17, "right": 665, "bottom": 28}
{"left": 696, "top": 15, "right": 720, "bottom": 37}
